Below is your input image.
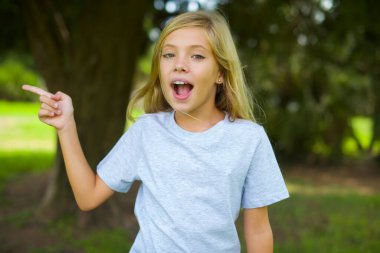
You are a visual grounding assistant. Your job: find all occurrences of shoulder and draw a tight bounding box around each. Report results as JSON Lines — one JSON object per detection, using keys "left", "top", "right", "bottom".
{"left": 219, "top": 117, "right": 270, "bottom": 151}
{"left": 226, "top": 117, "right": 266, "bottom": 138}
{"left": 134, "top": 111, "right": 171, "bottom": 127}
{"left": 127, "top": 111, "right": 171, "bottom": 133}
{"left": 120, "top": 112, "right": 171, "bottom": 143}
{"left": 137, "top": 111, "right": 170, "bottom": 122}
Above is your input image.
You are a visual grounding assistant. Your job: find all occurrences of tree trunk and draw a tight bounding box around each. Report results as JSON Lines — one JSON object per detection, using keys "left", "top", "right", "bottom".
{"left": 21, "top": 0, "right": 151, "bottom": 227}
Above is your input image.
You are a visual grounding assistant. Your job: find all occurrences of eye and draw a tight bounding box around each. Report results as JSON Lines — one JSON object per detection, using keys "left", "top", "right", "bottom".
{"left": 162, "top": 53, "right": 175, "bottom": 59}
{"left": 192, "top": 54, "right": 205, "bottom": 60}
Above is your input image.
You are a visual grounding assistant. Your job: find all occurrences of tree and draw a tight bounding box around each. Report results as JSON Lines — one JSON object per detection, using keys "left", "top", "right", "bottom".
{"left": 222, "top": 0, "right": 380, "bottom": 163}
{"left": 19, "top": 0, "right": 152, "bottom": 226}
{"left": 3, "top": 0, "right": 217, "bottom": 227}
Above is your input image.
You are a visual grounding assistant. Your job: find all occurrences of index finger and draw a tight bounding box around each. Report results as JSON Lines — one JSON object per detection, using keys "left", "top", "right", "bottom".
{"left": 22, "top": 84, "right": 53, "bottom": 97}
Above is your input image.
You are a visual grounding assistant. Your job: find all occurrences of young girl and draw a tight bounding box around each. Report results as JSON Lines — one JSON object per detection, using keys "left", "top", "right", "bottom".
{"left": 23, "top": 11, "right": 289, "bottom": 253}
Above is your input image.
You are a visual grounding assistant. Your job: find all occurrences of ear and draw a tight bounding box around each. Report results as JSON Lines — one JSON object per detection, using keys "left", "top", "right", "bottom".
{"left": 216, "top": 72, "right": 224, "bottom": 84}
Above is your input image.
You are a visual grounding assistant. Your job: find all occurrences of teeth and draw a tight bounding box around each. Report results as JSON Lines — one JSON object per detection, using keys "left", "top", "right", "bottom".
{"left": 173, "top": 81, "right": 186, "bottom": 85}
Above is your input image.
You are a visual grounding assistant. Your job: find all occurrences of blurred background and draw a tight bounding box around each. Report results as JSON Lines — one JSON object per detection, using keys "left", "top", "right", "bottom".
{"left": 0, "top": 0, "right": 379, "bottom": 252}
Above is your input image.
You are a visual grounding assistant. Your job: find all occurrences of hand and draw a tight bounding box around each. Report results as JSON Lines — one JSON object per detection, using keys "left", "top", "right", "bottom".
{"left": 22, "top": 84, "right": 75, "bottom": 132}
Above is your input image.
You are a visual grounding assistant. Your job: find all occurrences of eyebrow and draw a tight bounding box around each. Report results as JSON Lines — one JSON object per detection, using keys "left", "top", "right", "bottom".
{"left": 162, "top": 44, "right": 209, "bottom": 51}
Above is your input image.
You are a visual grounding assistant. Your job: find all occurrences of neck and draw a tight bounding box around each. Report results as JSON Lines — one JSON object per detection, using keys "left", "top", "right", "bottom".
{"left": 174, "top": 108, "right": 225, "bottom": 132}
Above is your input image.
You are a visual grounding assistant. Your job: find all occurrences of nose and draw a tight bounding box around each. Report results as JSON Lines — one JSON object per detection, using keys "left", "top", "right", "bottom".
{"left": 174, "top": 65, "right": 187, "bottom": 72}
{"left": 174, "top": 58, "right": 188, "bottom": 72}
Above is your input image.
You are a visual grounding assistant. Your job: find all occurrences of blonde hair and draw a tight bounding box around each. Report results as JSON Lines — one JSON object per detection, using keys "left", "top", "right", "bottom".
{"left": 127, "top": 10, "right": 255, "bottom": 122}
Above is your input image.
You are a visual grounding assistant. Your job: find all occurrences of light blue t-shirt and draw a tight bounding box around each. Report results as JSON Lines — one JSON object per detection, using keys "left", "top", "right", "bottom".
{"left": 97, "top": 111, "right": 289, "bottom": 252}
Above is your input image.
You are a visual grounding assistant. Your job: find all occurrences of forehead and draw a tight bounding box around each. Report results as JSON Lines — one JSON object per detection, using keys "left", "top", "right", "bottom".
{"left": 162, "top": 27, "right": 211, "bottom": 50}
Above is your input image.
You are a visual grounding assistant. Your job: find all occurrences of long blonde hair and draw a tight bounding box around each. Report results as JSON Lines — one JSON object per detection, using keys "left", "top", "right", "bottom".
{"left": 127, "top": 10, "right": 255, "bottom": 122}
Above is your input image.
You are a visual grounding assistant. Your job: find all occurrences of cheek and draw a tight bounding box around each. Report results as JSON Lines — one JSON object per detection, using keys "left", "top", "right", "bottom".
{"left": 159, "top": 63, "right": 172, "bottom": 81}
{"left": 196, "top": 67, "right": 219, "bottom": 85}
{"left": 158, "top": 73, "right": 171, "bottom": 98}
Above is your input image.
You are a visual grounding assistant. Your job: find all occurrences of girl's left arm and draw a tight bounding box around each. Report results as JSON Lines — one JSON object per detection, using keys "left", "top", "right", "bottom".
{"left": 244, "top": 206, "right": 273, "bottom": 253}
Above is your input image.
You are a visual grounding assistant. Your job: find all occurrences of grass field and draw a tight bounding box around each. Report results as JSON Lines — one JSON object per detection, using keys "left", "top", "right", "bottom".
{"left": 0, "top": 101, "right": 55, "bottom": 182}
{"left": 1, "top": 101, "right": 380, "bottom": 252}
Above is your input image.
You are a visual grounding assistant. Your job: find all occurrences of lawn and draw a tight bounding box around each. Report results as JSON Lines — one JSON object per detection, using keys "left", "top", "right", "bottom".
{"left": 1, "top": 101, "right": 379, "bottom": 252}
{"left": 0, "top": 101, "right": 55, "bottom": 182}
{"left": 269, "top": 182, "right": 380, "bottom": 253}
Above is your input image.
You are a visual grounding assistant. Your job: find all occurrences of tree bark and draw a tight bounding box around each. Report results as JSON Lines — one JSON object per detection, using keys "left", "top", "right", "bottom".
{"left": 21, "top": 0, "right": 151, "bottom": 227}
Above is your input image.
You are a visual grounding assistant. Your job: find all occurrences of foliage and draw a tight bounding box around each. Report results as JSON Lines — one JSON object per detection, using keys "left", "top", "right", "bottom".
{"left": 0, "top": 54, "right": 43, "bottom": 101}
{"left": 1, "top": 0, "right": 378, "bottom": 163}
{"left": 222, "top": 0, "right": 380, "bottom": 162}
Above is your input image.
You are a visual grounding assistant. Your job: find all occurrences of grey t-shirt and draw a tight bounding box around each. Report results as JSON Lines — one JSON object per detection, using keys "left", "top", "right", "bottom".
{"left": 97, "top": 111, "right": 289, "bottom": 252}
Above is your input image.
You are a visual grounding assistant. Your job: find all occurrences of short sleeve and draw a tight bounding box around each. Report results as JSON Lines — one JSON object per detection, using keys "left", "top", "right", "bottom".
{"left": 97, "top": 121, "right": 141, "bottom": 193}
{"left": 241, "top": 127, "right": 289, "bottom": 208}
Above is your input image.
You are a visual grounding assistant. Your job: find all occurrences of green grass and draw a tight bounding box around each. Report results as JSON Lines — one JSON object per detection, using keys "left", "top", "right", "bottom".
{"left": 0, "top": 150, "right": 55, "bottom": 182}
{"left": 27, "top": 228, "right": 134, "bottom": 253}
{"left": 0, "top": 101, "right": 56, "bottom": 150}
{"left": 235, "top": 176, "right": 380, "bottom": 253}
{"left": 1, "top": 100, "right": 379, "bottom": 253}
{"left": 0, "top": 101, "right": 56, "bottom": 182}
{"left": 75, "top": 229, "right": 134, "bottom": 253}
{"left": 25, "top": 215, "right": 134, "bottom": 253}
{"left": 270, "top": 193, "right": 380, "bottom": 253}
{"left": 0, "top": 100, "right": 138, "bottom": 253}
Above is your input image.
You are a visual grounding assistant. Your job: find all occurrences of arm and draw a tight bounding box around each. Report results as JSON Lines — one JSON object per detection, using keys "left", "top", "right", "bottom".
{"left": 22, "top": 85, "right": 114, "bottom": 211}
{"left": 244, "top": 206, "right": 273, "bottom": 253}
{"left": 57, "top": 116, "right": 114, "bottom": 211}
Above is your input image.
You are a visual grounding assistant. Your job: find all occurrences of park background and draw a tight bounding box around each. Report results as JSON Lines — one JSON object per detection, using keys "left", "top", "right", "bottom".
{"left": 0, "top": 0, "right": 379, "bottom": 252}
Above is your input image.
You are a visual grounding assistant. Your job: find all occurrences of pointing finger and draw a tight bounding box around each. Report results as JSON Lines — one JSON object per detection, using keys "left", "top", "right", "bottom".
{"left": 22, "top": 84, "right": 53, "bottom": 97}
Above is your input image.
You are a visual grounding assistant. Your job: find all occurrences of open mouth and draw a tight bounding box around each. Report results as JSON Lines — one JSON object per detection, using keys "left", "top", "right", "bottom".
{"left": 172, "top": 80, "right": 193, "bottom": 99}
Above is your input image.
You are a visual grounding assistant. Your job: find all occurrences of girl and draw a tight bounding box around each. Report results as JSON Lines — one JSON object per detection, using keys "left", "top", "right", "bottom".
{"left": 23, "top": 11, "right": 289, "bottom": 253}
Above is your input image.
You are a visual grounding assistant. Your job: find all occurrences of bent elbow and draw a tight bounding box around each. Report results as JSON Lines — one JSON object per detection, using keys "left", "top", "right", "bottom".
{"left": 76, "top": 200, "right": 98, "bottom": 212}
{"left": 78, "top": 204, "right": 94, "bottom": 212}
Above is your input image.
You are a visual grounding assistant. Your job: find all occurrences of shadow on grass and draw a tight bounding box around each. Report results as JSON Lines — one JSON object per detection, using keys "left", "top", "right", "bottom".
{"left": 0, "top": 150, "right": 55, "bottom": 182}
{"left": 0, "top": 150, "right": 136, "bottom": 253}
{"left": 266, "top": 193, "right": 380, "bottom": 253}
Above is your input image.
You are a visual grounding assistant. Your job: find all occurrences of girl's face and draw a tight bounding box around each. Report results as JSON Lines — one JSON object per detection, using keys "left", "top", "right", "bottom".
{"left": 159, "top": 27, "right": 223, "bottom": 118}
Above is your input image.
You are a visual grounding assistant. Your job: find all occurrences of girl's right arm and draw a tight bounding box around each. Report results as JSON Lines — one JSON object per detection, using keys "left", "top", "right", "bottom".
{"left": 22, "top": 85, "right": 114, "bottom": 211}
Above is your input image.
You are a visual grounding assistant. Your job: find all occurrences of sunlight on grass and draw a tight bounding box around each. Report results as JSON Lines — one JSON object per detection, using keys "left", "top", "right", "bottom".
{"left": 0, "top": 100, "right": 41, "bottom": 115}
{"left": 0, "top": 101, "right": 56, "bottom": 152}
{"left": 0, "top": 101, "right": 143, "bottom": 182}
{"left": 0, "top": 101, "right": 56, "bottom": 183}
{"left": 286, "top": 180, "right": 376, "bottom": 196}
